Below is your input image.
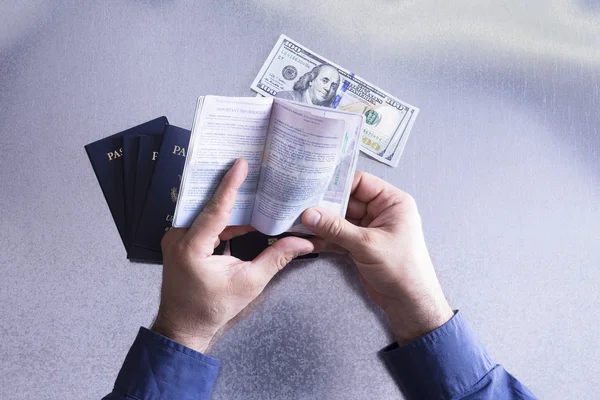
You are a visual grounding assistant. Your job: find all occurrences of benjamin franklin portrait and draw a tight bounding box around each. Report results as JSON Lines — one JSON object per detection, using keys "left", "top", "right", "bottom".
{"left": 276, "top": 64, "right": 341, "bottom": 107}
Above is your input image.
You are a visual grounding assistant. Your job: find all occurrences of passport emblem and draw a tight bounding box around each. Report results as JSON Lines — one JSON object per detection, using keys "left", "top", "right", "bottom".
{"left": 170, "top": 174, "right": 182, "bottom": 203}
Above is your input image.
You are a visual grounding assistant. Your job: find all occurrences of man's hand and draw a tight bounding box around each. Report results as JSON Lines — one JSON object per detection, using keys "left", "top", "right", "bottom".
{"left": 153, "top": 159, "right": 314, "bottom": 353}
{"left": 302, "top": 171, "right": 453, "bottom": 345}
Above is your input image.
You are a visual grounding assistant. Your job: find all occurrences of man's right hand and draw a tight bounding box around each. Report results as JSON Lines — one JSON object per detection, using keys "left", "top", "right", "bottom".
{"left": 302, "top": 171, "right": 454, "bottom": 345}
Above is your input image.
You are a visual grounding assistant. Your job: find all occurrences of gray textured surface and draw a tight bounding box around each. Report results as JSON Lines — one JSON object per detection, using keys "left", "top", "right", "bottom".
{"left": 1, "top": 1, "right": 599, "bottom": 399}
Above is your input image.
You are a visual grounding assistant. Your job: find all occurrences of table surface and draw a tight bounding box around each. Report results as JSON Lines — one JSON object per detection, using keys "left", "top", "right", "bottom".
{"left": 1, "top": 1, "right": 599, "bottom": 399}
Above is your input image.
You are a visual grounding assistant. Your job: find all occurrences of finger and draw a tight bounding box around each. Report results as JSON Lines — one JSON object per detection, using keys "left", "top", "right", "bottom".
{"left": 346, "top": 217, "right": 361, "bottom": 226}
{"left": 346, "top": 197, "right": 367, "bottom": 220}
{"left": 360, "top": 213, "right": 375, "bottom": 227}
{"left": 351, "top": 171, "right": 410, "bottom": 203}
{"left": 161, "top": 227, "right": 188, "bottom": 250}
{"left": 213, "top": 236, "right": 221, "bottom": 249}
{"left": 219, "top": 225, "right": 256, "bottom": 241}
{"left": 302, "top": 207, "right": 367, "bottom": 251}
{"left": 249, "top": 236, "right": 314, "bottom": 288}
{"left": 351, "top": 171, "right": 413, "bottom": 220}
{"left": 308, "top": 237, "right": 347, "bottom": 254}
{"left": 184, "top": 158, "right": 248, "bottom": 251}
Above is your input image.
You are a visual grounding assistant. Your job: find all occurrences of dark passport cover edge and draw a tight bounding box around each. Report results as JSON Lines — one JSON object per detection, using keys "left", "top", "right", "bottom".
{"left": 230, "top": 232, "right": 319, "bottom": 262}
{"left": 84, "top": 116, "right": 168, "bottom": 259}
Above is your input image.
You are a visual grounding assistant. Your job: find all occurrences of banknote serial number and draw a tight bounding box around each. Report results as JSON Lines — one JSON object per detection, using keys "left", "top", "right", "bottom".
{"left": 363, "top": 130, "right": 387, "bottom": 143}
{"left": 280, "top": 50, "right": 311, "bottom": 69}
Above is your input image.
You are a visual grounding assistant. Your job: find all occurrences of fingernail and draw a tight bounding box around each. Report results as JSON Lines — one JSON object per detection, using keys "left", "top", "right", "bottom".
{"left": 304, "top": 209, "right": 321, "bottom": 227}
{"left": 298, "top": 248, "right": 313, "bottom": 257}
{"left": 233, "top": 158, "right": 240, "bottom": 167}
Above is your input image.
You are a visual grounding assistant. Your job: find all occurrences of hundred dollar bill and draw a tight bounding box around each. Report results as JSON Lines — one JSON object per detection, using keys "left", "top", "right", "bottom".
{"left": 251, "top": 34, "right": 419, "bottom": 168}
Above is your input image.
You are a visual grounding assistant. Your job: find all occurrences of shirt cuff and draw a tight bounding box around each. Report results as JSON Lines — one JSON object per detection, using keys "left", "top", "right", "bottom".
{"left": 380, "top": 311, "right": 495, "bottom": 400}
{"left": 112, "top": 327, "right": 220, "bottom": 400}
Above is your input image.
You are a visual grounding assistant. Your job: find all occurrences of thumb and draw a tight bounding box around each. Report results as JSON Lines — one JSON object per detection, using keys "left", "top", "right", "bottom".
{"left": 249, "top": 236, "right": 314, "bottom": 288}
{"left": 302, "top": 207, "right": 365, "bottom": 251}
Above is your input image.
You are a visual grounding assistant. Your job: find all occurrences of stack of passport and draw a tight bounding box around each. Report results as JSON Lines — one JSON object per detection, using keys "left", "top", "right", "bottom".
{"left": 85, "top": 116, "right": 317, "bottom": 264}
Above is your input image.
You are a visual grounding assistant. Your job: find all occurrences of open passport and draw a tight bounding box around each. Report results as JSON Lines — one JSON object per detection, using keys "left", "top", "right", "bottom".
{"left": 173, "top": 96, "right": 364, "bottom": 236}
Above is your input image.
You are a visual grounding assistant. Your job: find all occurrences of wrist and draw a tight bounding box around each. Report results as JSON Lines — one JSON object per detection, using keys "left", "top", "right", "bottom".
{"left": 384, "top": 293, "right": 454, "bottom": 346}
{"left": 151, "top": 313, "right": 217, "bottom": 353}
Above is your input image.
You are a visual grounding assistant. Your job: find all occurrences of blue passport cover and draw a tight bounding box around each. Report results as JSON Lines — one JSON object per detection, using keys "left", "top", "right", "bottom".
{"left": 123, "top": 135, "right": 140, "bottom": 238}
{"left": 127, "top": 135, "right": 163, "bottom": 262}
{"left": 133, "top": 124, "right": 226, "bottom": 256}
{"left": 126, "top": 135, "right": 163, "bottom": 263}
{"left": 84, "top": 116, "right": 168, "bottom": 256}
{"left": 134, "top": 125, "right": 190, "bottom": 252}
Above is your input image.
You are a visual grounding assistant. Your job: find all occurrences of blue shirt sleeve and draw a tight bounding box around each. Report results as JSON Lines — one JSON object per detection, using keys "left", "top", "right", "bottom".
{"left": 380, "top": 311, "right": 536, "bottom": 399}
{"left": 102, "top": 327, "right": 220, "bottom": 400}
